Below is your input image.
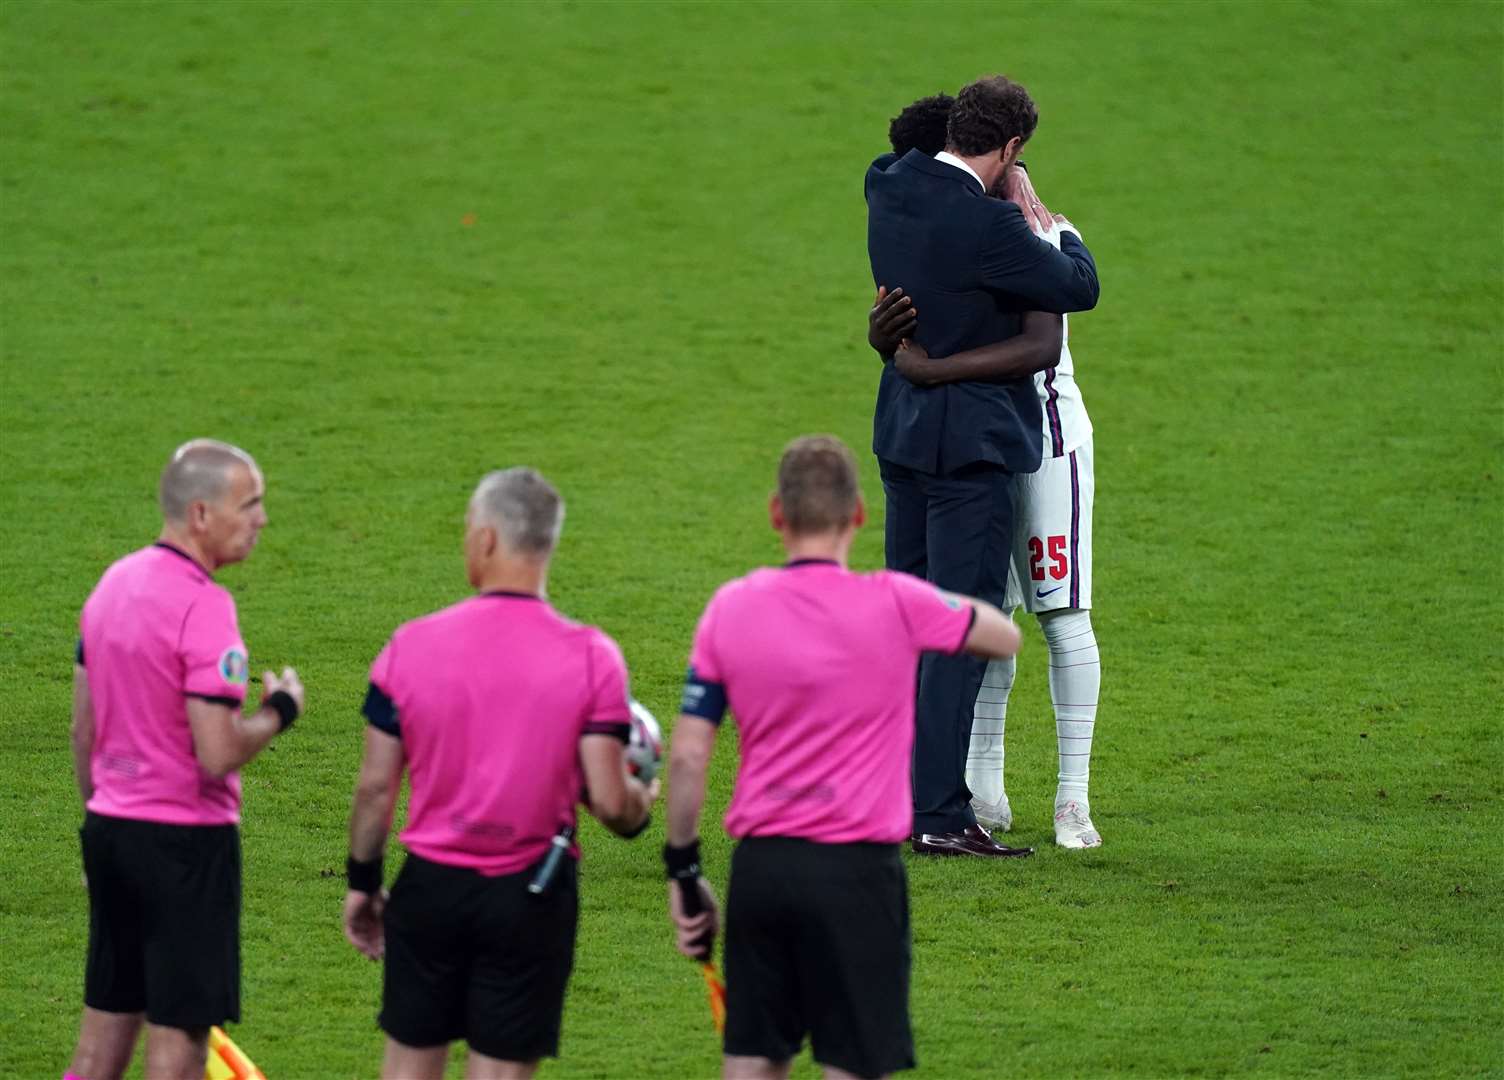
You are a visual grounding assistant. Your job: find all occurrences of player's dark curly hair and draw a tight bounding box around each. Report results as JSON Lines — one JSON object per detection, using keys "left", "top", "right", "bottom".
{"left": 945, "top": 75, "right": 1038, "bottom": 156}
{"left": 888, "top": 93, "right": 954, "bottom": 156}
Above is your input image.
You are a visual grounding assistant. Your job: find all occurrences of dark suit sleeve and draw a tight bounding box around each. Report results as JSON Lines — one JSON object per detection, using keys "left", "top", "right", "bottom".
{"left": 864, "top": 152, "right": 899, "bottom": 200}
{"left": 977, "top": 202, "right": 1100, "bottom": 313}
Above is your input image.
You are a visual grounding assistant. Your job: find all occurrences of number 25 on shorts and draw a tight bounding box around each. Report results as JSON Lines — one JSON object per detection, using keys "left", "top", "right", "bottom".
{"left": 1028, "top": 535, "right": 1069, "bottom": 581}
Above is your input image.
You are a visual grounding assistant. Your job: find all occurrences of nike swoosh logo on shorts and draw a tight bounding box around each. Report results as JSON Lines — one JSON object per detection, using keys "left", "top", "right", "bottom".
{"left": 1036, "top": 586, "right": 1063, "bottom": 599}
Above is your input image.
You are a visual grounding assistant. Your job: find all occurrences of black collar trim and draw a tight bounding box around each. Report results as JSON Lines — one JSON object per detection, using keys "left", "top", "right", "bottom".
{"left": 154, "top": 542, "right": 205, "bottom": 572}
{"left": 784, "top": 559, "right": 839, "bottom": 569}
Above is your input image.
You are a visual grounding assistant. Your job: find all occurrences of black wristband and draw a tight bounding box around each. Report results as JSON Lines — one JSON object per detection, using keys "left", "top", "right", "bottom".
{"left": 263, "top": 690, "right": 298, "bottom": 732}
{"left": 663, "top": 839, "right": 701, "bottom": 881}
{"left": 347, "top": 854, "right": 383, "bottom": 895}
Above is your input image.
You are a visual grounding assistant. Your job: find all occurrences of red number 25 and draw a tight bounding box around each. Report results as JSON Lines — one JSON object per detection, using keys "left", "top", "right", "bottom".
{"left": 1028, "top": 535, "right": 1069, "bottom": 581}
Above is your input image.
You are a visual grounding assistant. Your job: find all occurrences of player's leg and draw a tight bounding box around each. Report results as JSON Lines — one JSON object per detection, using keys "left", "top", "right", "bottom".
{"left": 967, "top": 651, "right": 1016, "bottom": 829}
{"left": 967, "top": 476, "right": 1031, "bottom": 831}
{"left": 140, "top": 1024, "right": 210, "bottom": 1079}
{"left": 73, "top": 815, "right": 148, "bottom": 1080}
{"left": 66, "top": 1007, "right": 143, "bottom": 1080}
{"left": 1042, "top": 607, "right": 1101, "bottom": 848}
{"left": 1033, "top": 439, "right": 1100, "bottom": 848}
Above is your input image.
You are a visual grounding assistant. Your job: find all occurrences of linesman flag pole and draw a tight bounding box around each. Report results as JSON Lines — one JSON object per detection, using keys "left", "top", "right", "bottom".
{"left": 676, "top": 877, "right": 726, "bottom": 1034}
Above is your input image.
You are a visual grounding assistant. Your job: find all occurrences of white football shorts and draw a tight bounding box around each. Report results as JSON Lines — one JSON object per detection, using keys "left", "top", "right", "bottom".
{"left": 1003, "top": 436, "right": 1094, "bottom": 614}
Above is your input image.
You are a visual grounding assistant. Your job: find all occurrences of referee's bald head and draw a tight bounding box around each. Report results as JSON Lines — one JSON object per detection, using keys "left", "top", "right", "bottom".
{"left": 470, "top": 468, "right": 564, "bottom": 557}
{"left": 159, "top": 439, "right": 259, "bottom": 522}
{"left": 777, "top": 435, "right": 861, "bottom": 535}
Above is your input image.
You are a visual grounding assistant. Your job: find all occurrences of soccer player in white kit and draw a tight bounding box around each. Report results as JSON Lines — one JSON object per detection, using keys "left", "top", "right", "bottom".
{"left": 967, "top": 217, "right": 1101, "bottom": 850}
{"left": 869, "top": 96, "right": 1102, "bottom": 850}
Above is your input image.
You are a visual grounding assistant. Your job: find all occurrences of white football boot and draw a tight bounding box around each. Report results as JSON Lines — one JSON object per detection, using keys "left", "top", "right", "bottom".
{"left": 970, "top": 793, "right": 1013, "bottom": 832}
{"left": 1053, "top": 800, "right": 1102, "bottom": 849}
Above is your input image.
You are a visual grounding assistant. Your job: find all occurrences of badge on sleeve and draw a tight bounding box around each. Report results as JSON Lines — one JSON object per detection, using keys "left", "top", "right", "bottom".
{"left": 935, "top": 587, "right": 962, "bottom": 610}
{"left": 218, "top": 647, "right": 250, "bottom": 686}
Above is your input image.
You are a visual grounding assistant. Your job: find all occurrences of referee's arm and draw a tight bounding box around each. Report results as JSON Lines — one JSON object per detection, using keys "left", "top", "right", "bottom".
{"left": 665, "top": 714, "right": 720, "bottom": 959}
{"left": 70, "top": 664, "right": 94, "bottom": 805}
{"left": 665, "top": 715, "right": 717, "bottom": 848}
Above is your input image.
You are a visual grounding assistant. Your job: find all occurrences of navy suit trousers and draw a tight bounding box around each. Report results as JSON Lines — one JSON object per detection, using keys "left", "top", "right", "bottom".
{"left": 880, "top": 458, "right": 1014, "bottom": 835}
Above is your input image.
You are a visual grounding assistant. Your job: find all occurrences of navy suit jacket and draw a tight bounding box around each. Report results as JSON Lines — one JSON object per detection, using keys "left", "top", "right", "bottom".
{"left": 865, "top": 149, "right": 1100, "bottom": 475}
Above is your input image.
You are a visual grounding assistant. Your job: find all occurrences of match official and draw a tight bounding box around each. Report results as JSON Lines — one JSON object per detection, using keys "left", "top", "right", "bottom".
{"left": 66, "top": 439, "right": 303, "bottom": 1080}
{"left": 343, "top": 467, "right": 657, "bottom": 1080}
{"left": 664, "top": 436, "right": 1023, "bottom": 1080}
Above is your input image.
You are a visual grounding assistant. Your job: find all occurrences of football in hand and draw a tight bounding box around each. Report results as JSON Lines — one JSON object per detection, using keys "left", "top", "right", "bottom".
{"left": 626, "top": 699, "right": 664, "bottom": 783}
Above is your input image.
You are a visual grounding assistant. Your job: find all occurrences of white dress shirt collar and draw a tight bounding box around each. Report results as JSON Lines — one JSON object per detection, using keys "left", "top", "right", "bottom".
{"left": 934, "top": 151, "right": 985, "bottom": 192}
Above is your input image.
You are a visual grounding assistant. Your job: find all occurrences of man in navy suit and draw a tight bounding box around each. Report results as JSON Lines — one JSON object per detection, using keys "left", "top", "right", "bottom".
{"left": 865, "top": 75, "right": 1100, "bottom": 857}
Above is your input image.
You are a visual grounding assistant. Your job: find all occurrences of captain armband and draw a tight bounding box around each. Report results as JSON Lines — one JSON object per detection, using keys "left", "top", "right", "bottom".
{"left": 680, "top": 667, "right": 727, "bottom": 725}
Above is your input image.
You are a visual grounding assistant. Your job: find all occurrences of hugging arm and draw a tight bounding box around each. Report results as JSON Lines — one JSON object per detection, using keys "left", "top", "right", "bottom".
{"left": 895, "top": 311, "right": 1063, "bottom": 386}
{"left": 978, "top": 205, "right": 1099, "bottom": 313}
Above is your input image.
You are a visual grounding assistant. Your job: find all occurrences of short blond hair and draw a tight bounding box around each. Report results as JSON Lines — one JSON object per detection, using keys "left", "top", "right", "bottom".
{"left": 777, "top": 435, "right": 860, "bottom": 535}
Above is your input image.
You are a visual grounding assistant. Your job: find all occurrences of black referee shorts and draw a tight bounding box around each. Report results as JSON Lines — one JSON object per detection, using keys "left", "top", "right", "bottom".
{"left": 723, "top": 836, "right": 914, "bottom": 1079}
{"left": 80, "top": 812, "right": 241, "bottom": 1029}
{"left": 380, "top": 851, "right": 578, "bottom": 1062}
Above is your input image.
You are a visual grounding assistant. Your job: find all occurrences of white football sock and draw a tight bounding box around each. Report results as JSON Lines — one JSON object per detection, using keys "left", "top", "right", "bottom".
{"left": 967, "top": 653, "right": 1015, "bottom": 806}
{"left": 1041, "top": 608, "right": 1100, "bottom": 808}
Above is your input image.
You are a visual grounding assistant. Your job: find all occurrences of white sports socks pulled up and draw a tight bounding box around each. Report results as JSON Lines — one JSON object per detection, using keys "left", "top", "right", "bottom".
{"left": 967, "top": 653, "right": 1015, "bottom": 808}
{"left": 1040, "top": 608, "right": 1100, "bottom": 809}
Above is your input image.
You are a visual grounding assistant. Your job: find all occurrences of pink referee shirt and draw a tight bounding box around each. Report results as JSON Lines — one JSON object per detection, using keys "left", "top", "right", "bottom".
{"left": 364, "top": 593, "right": 633, "bottom": 876}
{"left": 80, "top": 544, "right": 251, "bottom": 826}
{"left": 685, "top": 561, "right": 974, "bottom": 844}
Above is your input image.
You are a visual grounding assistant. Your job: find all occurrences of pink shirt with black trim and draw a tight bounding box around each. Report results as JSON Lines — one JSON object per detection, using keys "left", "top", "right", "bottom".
{"left": 80, "top": 543, "right": 250, "bottom": 826}
{"left": 682, "top": 561, "right": 974, "bottom": 845}
{"left": 363, "top": 593, "right": 632, "bottom": 876}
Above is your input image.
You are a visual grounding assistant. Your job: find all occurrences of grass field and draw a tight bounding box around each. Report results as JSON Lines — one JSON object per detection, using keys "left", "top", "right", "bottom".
{"left": 2, "top": 1, "right": 1501, "bottom": 1077}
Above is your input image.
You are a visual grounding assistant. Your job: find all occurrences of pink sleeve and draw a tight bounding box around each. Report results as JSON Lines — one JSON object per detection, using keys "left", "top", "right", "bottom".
{"left": 584, "top": 631, "right": 632, "bottom": 738}
{"left": 369, "top": 640, "right": 396, "bottom": 696}
{"left": 686, "top": 593, "right": 723, "bottom": 682}
{"left": 887, "top": 572, "right": 975, "bottom": 655}
{"left": 181, "top": 589, "right": 250, "bottom": 703}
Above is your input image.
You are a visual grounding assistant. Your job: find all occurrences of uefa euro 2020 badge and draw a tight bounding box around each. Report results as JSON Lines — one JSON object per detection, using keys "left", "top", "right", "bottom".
{"left": 937, "top": 588, "right": 963, "bottom": 610}
{"left": 218, "top": 647, "right": 250, "bottom": 687}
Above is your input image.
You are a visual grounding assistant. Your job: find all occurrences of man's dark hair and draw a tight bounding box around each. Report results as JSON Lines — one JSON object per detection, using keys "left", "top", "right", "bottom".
{"left": 888, "top": 93, "right": 954, "bottom": 156}
{"left": 945, "top": 75, "right": 1038, "bottom": 156}
{"left": 777, "top": 435, "right": 860, "bottom": 535}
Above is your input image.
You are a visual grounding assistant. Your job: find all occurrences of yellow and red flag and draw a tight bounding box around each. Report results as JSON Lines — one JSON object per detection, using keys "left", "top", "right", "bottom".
{"left": 700, "top": 961, "right": 727, "bottom": 1035}
{"left": 205, "top": 1026, "right": 266, "bottom": 1080}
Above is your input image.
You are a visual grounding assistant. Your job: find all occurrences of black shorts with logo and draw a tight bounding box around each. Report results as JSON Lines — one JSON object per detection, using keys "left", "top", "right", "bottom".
{"left": 380, "top": 851, "right": 578, "bottom": 1061}
{"left": 723, "top": 836, "right": 913, "bottom": 1079}
{"left": 81, "top": 812, "right": 241, "bottom": 1029}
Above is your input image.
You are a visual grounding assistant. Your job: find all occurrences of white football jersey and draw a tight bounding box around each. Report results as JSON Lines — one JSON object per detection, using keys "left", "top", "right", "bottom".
{"left": 1036, "top": 224, "right": 1093, "bottom": 458}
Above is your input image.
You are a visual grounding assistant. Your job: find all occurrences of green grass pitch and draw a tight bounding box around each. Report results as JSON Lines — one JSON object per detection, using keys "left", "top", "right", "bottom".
{"left": 2, "top": 1, "right": 1500, "bottom": 1076}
